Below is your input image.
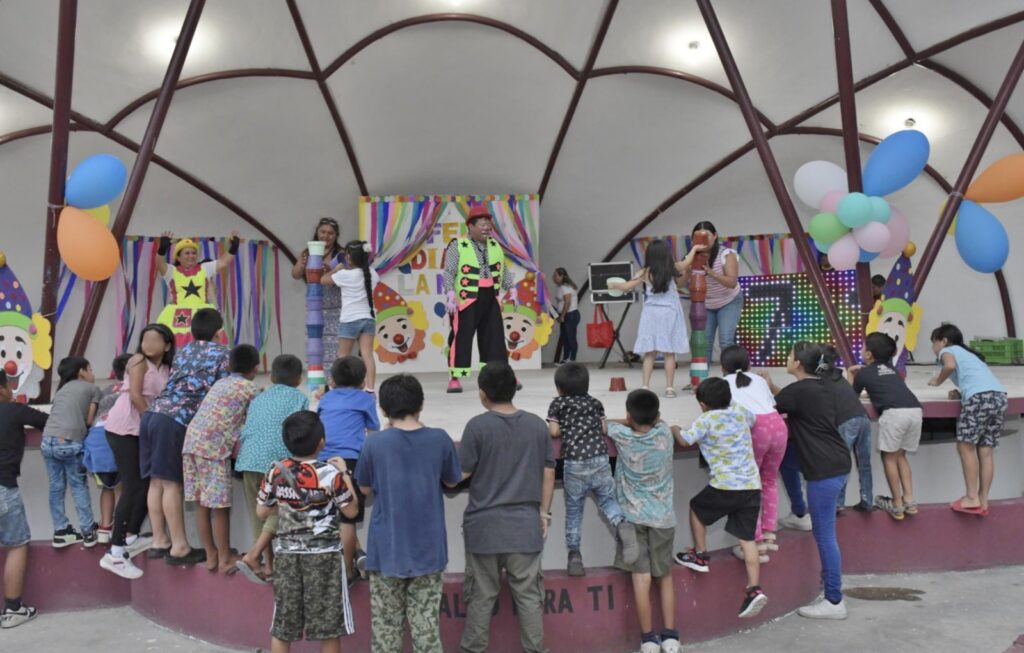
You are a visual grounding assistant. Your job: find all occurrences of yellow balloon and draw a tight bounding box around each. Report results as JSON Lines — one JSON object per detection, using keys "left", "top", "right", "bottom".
{"left": 431, "top": 332, "right": 445, "bottom": 348}
{"left": 83, "top": 205, "right": 111, "bottom": 226}
{"left": 903, "top": 241, "right": 916, "bottom": 258}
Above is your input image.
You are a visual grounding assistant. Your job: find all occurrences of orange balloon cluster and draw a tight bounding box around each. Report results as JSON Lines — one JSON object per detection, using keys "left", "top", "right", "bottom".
{"left": 57, "top": 207, "right": 119, "bottom": 281}
{"left": 966, "top": 154, "right": 1024, "bottom": 203}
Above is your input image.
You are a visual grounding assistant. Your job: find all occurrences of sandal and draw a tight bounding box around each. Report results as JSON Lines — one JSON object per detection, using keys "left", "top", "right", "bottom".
{"left": 234, "top": 559, "right": 269, "bottom": 585}
{"left": 903, "top": 502, "right": 919, "bottom": 515}
{"left": 874, "top": 495, "right": 905, "bottom": 521}
{"left": 950, "top": 498, "right": 988, "bottom": 516}
{"left": 665, "top": 388, "right": 677, "bottom": 398}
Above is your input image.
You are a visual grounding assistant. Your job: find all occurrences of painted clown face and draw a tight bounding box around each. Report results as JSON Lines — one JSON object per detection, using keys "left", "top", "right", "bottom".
{"left": 0, "top": 325, "right": 33, "bottom": 394}
{"left": 875, "top": 310, "right": 909, "bottom": 362}
{"left": 503, "top": 312, "right": 536, "bottom": 352}
{"left": 376, "top": 314, "right": 416, "bottom": 356}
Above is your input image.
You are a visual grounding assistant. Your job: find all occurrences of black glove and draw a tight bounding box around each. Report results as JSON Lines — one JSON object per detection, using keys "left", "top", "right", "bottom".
{"left": 228, "top": 236, "right": 240, "bottom": 255}
{"left": 157, "top": 236, "right": 171, "bottom": 256}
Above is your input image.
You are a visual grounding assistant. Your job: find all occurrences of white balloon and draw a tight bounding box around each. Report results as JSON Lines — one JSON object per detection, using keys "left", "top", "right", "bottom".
{"left": 827, "top": 233, "right": 860, "bottom": 270}
{"left": 793, "top": 161, "right": 849, "bottom": 210}
{"left": 879, "top": 207, "right": 909, "bottom": 258}
{"left": 853, "top": 222, "right": 891, "bottom": 253}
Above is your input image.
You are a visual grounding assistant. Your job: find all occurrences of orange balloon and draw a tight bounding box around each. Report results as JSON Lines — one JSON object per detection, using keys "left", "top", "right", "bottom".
{"left": 966, "top": 153, "right": 1024, "bottom": 203}
{"left": 57, "top": 207, "right": 119, "bottom": 281}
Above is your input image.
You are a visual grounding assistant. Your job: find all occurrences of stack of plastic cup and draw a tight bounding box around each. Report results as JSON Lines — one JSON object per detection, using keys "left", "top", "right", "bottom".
{"left": 306, "top": 240, "right": 327, "bottom": 406}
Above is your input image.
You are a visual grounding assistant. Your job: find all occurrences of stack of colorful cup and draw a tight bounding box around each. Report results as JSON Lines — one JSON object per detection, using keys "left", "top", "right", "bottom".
{"left": 306, "top": 240, "right": 327, "bottom": 406}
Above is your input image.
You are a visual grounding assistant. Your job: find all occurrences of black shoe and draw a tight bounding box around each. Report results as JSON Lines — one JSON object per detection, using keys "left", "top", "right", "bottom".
{"left": 567, "top": 550, "right": 585, "bottom": 577}
{"left": 82, "top": 529, "right": 98, "bottom": 548}
{"left": 52, "top": 526, "right": 83, "bottom": 549}
{"left": 355, "top": 548, "right": 367, "bottom": 575}
{"left": 739, "top": 586, "right": 768, "bottom": 618}
{"left": 674, "top": 548, "right": 710, "bottom": 573}
{"left": 146, "top": 547, "right": 170, "bottom": 560}
{"left": 853, "top": 499, "right": 874, "bottom": 512}
{"left": 165, "top": 548, "right": 207, "bottom": 566}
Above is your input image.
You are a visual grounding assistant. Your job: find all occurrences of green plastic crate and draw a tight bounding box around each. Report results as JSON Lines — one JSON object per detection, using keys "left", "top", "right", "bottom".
{"left": 969, "top": 338, "right": 1024, "bottom": 365}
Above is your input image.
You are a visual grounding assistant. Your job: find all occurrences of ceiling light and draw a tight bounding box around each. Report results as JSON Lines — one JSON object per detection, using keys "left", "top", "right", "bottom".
{"left": 143, "top": 20, "right": 215, "bottom": 65}
{"left": 878, "top": 105, "right": 942, "bottom": 139}
{"left": 663, "top": 27, "right": 715, "bottom": 68}
{"left": 904, "top": 117, "right": 916, "bottom": 127}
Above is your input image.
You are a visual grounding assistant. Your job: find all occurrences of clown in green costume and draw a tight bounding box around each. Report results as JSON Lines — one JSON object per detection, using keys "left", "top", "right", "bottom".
{"left": 866, "top": 251, "right": 922, "bottom": 377}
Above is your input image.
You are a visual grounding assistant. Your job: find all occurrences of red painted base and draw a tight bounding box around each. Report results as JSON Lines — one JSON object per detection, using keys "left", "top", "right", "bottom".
{"left": 3, "top": 499, "right": 1023, "bottom": 652}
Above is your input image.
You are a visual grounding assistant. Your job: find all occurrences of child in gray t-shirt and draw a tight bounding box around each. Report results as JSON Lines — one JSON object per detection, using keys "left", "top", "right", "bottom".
{"left": 42, "top": 357, "right": 102, "bottom": 547}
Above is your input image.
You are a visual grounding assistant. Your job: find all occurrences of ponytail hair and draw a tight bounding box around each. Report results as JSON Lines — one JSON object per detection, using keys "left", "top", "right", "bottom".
{"left": 792, "top": 341, "right": 826, "bottom": 376}
{"left": 346, "top": 240, "right": 375, "bottom": 318}
{"left": 720, "top": 345, "right": 752, "bottom": 388}
{"left": 817, "top": 344, "right": 844, "bottom": 380}
{"left": 56, "top": 356, "right": 91, "bottom": 390}
{"left": 931, "top": 322, "right": 985, "bottom": 362}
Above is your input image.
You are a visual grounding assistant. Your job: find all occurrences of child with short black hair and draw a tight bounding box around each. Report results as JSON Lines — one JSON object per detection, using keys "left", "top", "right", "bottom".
{"left": 182, "top": 344, "right": 261, "bottom": 573}
{"left": 848, "top": 332, "right": 923, "bottom": 520}
{"left": 43, "top": 356, "right": 102, "bottom": 547}
{"left": 929, "top": 323, "right": 1007, "bottom": 516}
{"left": 319, "top": 355, "right": 380, "bottom": 582}
{"left": 673, "top": 377, "right": 767, "bottom": 619}
{"left": 0, "top": 369, "right": 48, "bottom": 628}
{"left": 606, "top": 389, "right": 680, "bottom": 653}
{"left": 819, "top": 345, "right": 873, "bottom": 513}
{"left": 258, "top": 411, "right": 359, "bottom": 653}
{"left": 547, "top": 363, "right": 637, "bottom": 576}
{"left": 235, "top": 354, "right": 308, "bottom": 584}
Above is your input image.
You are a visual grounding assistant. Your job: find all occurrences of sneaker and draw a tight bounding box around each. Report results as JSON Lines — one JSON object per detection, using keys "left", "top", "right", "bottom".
{"left": 617, "top": 521, "right": 640, "bottom": 565}
{"left": 674, "top": 548, "right": 709, "bottom": 573}
{"left": 778, "top": 512, "right": 812, "bottom": 531}
{"left": 82, "top": 528, "right": 98, "bottom": 548}
{"left": 52, "top": 526, "right": 83, "bottom": 548}
{"left": 0, "top": 605, "right": 37, "bottom": 629}
{"left": 355, "top": 548, "right": 367, "bottom": 575}
{"left": 874, "top": 495, "right": 905, "bottom": 521}
{"left": 346, "top": 567, "right": 360, "bottom": 590}
{"left": 126, "top": 535, "right": 153, "bottom": 558}
{"left": 100, "top": 553, "right": 144, "bottom": 580}
{"left": 567, "top": 549, "right": 585, "bottom": 577}
{"left": 852, "top": 500, "right": 874, "bottom": 512}
{"left": 797, "top": 597, "right": 848, "bottom": 620}
{"left": 661, "top": 637, "right": 682, "bottom": 653}
{"left": 97, "top": 525, "right": 112, "bottom": 544}
{"left": 446, "top": 378, "right": 463, "bottom": 394}
{"left": 739, "top": 585, "right": 768, "bottom": 618}
{"left": 760, "top": 534, "right": 779, "bottom": 551}
{"left": 641, "top": 642, "right": 661, "bottom": 653}
{"left": 731, "top": 544, "right": 769, "bottom": 563}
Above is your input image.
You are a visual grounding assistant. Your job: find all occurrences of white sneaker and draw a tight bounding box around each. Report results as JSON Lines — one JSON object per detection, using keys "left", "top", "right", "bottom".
{"left": 641, "top": 642, "right": 661, "bottom": 653}
{"left": 731, "top": 544, "right": 769, "bottom": 563}
{"left": 661, "top": 637, "right": 682, "bottom": 653}
{"left": 100, "top": 553, "right": 144, "bottom": 580}
{"left": 778, "top": 512, "right": 812, "bottom": 531}
{"left": 0, "top": 605, "right": 37, "bottom": 629}
{"left": 797, "top": 597, "right": 847, "bottom": 619}
{"left": 125, "top": 535, "right": 153, "bottom": 558}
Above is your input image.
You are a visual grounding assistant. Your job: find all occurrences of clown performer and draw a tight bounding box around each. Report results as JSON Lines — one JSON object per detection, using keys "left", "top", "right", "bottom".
{"left": 502, "top": 272, "right": 554, "bottom": 362}
{"left": 0, "top": 251, "right": 52, "bottom": 402}
{"left": 442, "top": 205, "right": 516, "bottom": 393}
{"left": 866, "top": 247, "right": 922, "bottom": 378}
{"left": 154, "top": 231, "right": 239, "bottom": 346}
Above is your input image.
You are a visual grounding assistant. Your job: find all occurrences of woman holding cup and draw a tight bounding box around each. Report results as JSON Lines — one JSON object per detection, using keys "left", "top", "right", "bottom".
{"left": 293, "top": 218, "right": 343, "bottom": 371}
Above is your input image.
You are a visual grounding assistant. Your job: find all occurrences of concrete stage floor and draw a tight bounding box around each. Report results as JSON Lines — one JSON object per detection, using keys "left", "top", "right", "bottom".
{"left": 4, "top": 566, "right": 1021, "bottom": 653}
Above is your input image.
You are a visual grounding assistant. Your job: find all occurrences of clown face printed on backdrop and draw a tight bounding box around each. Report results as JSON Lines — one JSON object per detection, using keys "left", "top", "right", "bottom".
{"left": 373, "top": 282, "right": 428, "bottom": 364}
{"left": 866, "top": 254, "right": 922, "bottom": 377}
{"left": 0, "top": 252, "right": 52, "bottom": 401}
{"left": 501, "top": 272, "right": 553, "bottom": 361}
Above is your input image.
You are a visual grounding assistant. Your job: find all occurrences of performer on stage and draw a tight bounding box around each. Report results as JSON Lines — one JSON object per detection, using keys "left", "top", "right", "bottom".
{"left": 680, "top": 221, "right": 742, "bottom": 364}
{"left": 155, "top": 231, "right": 238, "bottom": 346}
{"left": 443, "top": 205, "right": 516, "bottom": 394}
{"left": 292, "top": 217, "right": 344, "bottom": 372}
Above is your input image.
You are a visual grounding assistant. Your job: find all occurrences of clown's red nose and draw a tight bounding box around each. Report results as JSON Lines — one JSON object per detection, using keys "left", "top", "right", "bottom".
{"left": 509, "top": 332, "right": 521, "bottom": 342}
{"left": 393, "top": 334, "right": 405, "bottom": 346}
{"left": 3, "top": 361, "right": 16, "bottom": 375}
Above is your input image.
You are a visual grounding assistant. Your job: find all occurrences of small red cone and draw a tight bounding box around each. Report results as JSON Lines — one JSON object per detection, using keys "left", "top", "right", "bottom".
{"left": 609, "top": 377, "right": 627, "bottom": 392}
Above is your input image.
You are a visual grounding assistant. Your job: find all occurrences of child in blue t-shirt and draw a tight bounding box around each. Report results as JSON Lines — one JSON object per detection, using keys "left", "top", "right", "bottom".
{"left": 929, "top": 324, "right": 1007, "bottom": 516}
{"left": 318, "top": 356, "right": 380, "bottom": 582}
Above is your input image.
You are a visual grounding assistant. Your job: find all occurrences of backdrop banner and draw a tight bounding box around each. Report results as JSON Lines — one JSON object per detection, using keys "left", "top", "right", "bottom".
{"left": 359, "top": 194, "right": 549, "bottom": 374}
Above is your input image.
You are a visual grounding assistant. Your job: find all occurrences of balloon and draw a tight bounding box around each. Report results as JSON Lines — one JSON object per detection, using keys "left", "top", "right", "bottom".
{"left": 83, "top": 205, "right": 111, "bottom": 226}
{"left": 862, "top": 130, "right": 930, "bottom": 197}
{"left": 812, "top": 238, "right": 831, "bottom": 254}
{"left": 879, "top": 207, "right": 909, "bottom": 258}
{"left": 56, "top": 207, "right": 119, "bottom": 281}
{"left": 65, "top": 154, "right": 127, "bottom": 209}
{"left": 837, "top": 192, "right": 873, "bottom": 228}
{"left": 793, "top": 161, "right": 848, "bottom": 209}
{"left": 853, "top": 222, "right": 891, "bottom": 253}
{"left": 966, "top": 153, "right": 1024, "bottom": 203}
{"left": 955, "top": 200, "right": 1009, "bottom": 273}
{"left": 903, "top": 241, "right": 916, "bottom": 257}
{"left": 819, "top": 189, "right": 846, "bottom": 214}
{"left": 827, "top": 234, "right": 860, "bottom": 270}
{"left": 807, "top": 212, "right": 849, "bottom": 246}
{"left": 868, "top": 196, "right": 891, "bottom": 224}
{"left": 859, "top": 248, "right": 879, "bottom": 263}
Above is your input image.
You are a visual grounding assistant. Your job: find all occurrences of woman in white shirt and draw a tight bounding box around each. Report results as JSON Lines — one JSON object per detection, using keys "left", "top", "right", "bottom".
{"left": 323, "top": 240, "right": 380, "bottom": 390}
{"left": 552, "top": 268, "right": 580, "bottom": 364}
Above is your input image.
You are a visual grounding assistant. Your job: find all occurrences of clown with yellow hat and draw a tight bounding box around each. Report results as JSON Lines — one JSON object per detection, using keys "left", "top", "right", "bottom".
{"left": 154, "top": 230, "right": 240, "bottom": 346}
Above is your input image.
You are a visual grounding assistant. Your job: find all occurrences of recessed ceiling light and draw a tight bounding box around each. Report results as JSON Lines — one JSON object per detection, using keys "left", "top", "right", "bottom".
{"left": 143, "top": 20, "right": 214, "bottom": 65}
{"left": 880, "top": 105, "right": 942, "bottom": 138}
{"left": 663, "top": 27, "right": 715, "bottom": 68}
{"left": 904, "top": 117, "right": 916, "bottom": 127}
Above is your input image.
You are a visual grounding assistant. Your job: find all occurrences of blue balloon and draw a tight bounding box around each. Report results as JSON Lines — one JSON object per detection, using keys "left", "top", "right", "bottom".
{"left": 858, "top": 248, "right": 879, "bottom": 263}
{"left": 65, "top": 154, "right": 127, "bottom": 209}
{"left": 433, "top": 302, "right": 447, "bottom": 318}
{"left": 397, "top": 262, "right": 412, "bottom": 274}
{"left": 955, "top": 200, "right": 1009, "bottom": 273}
{"left": 862, "top": 130, "right": 930, "bottom": 197}
{"left": 837, "top": 192, "right": 873, "bottom": 228}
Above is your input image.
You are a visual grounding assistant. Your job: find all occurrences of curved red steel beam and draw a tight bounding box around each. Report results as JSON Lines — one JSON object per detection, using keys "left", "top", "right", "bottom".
{"left": 324, "top": 13, "right": 580, "bottom": 80}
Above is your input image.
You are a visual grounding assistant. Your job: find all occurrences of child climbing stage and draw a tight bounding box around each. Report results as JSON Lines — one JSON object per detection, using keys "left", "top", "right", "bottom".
{"left": 607, "top": 240, "right": 690, "bottom": 398}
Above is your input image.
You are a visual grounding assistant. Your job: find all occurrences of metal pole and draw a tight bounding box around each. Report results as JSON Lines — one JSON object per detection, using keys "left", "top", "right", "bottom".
{"left": 36, "top": 0, "right": 78, "bottom": 402}
{"left": 831, "top": 0, "right": 874, "bottom": 321}
{"left": 912, "top": 39, "right": 1024, "bottom": 299}
{"left": 69, "top": 0, "right": 206, "bottom": 356}
{"left": 697, "top": 0, "right": 855, "bottom": 364}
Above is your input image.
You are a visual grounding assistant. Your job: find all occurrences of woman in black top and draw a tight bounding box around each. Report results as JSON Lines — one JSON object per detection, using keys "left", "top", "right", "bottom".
{"left": 763, "top": 342, "right": 851, "bottom": 620}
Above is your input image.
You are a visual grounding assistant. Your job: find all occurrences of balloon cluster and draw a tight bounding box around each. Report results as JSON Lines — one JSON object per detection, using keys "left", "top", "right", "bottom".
{"left": 951, "top": 154, "right": 1024, "bottom": 274}
{"left": 794, "top": 130, "right": 930, "bottom": 270}
{"left": 57, "top": 154, "right": 128, "bottom": 281}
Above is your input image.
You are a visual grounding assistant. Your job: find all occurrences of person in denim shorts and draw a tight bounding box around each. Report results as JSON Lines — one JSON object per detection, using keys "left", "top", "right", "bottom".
{"left": 0, "top": 369, "right": 49, "bottom": 628}
{"left": 322, "top": 240, "right": 380, "bottom": 391}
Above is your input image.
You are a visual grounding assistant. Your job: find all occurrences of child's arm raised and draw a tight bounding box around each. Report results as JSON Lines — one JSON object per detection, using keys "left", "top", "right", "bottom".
{"left": 758, "top": 371, "right": 782, "bottom": 396}
{"left": 608, "top": 269, "right": 648, "bottom": 292}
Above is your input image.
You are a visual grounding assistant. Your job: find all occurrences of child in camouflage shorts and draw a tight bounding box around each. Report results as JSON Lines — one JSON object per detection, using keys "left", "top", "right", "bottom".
{"left": 257, "top": 411, "right": 359, "bottom": 653}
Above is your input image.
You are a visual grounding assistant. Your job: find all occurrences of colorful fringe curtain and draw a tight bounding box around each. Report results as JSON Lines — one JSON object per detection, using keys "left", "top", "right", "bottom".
{"left": 360, "top": 194, "right": 549, "bottom": 307}
{"left": 629, "top": 232, "right": 817, "bottom": 276}
{"left": 57, "top": 236, "right": 283, "bottom": 364}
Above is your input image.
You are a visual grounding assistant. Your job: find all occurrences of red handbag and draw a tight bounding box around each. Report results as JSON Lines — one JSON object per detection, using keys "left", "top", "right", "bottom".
{"left": 587, "top": 307, "right": 614, "bottom": 348}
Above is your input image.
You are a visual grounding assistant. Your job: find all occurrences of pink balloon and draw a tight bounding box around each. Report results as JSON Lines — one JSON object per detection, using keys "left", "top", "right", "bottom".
{"left": 879, "top": 207, "right": 909, "bottom": 258}
{"left": 827, "top": 233, "right": 860, "bottom": 270}
{"left": 853, "top": 221, "right": 891, "bottom": 253}
{"left": 819, "top": 189, "right": 846, "bottom": 214}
